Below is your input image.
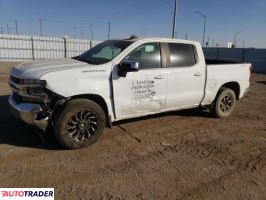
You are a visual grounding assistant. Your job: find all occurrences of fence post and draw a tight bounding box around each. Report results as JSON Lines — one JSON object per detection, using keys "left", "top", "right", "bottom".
{"left": 242, "top": 49, "right": 247, "bottom": 62}
{"left": 216, "top": 48, "right": 220, "bottom": 60}
{"left": 63, "top": 37, "right": 67, "bottom": 58}
{"left": 31, "top": 36, "right": 35, "bottom": 60}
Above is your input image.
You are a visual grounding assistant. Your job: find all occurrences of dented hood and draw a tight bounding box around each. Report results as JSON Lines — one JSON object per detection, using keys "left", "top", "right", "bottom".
{"left": 10, "top": 58, "right": 89, "bottom": 78}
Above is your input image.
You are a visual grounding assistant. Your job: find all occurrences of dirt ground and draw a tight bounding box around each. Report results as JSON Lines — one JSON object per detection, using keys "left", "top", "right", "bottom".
{"left": 0, "top": 62, "right": 266, "bottom": 200}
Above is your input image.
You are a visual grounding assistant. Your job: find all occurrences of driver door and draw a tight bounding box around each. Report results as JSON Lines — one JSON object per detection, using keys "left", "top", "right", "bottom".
{"left": 112, "top": 43, "right": 167, "bottom": 120}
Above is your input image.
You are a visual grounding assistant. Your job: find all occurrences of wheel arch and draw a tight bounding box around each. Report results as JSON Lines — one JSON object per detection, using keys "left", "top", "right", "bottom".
{"left": 50, "top": 93, "right": 111, "bottom": 128}
{"left": 69, "top": 94, "right": 110, "bottom": 127}
{"left": 218, "top": 82, "right": 240, "bottom": 100}
{"left": 210, "top": 81, "right": 240, "bottom": 111}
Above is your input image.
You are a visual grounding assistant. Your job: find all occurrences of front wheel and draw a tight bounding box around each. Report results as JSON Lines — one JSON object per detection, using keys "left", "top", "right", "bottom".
{"left": 54, "top": 99, "right": 106, "bottom": 149}
{"left": 211, "top": 87, "right": 236, "bottom": 118}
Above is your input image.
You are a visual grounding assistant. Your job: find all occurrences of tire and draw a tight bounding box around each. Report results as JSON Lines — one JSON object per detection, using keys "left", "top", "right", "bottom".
{"left": 53, "top": 99, "right": 106, "bottom": 149}
{"left": 211, "top": 87, "right": 236, "bottom": 118}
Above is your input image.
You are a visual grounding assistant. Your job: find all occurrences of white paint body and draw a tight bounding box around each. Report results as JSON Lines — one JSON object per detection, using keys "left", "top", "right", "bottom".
{"left": 11, "top": 38, "right": 251, "bottom": 122}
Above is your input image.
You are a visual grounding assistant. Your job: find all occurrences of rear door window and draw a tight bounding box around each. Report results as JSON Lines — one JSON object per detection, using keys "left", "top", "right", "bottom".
{"left": 167, "top": 43, "right": 196, "bottom": 67}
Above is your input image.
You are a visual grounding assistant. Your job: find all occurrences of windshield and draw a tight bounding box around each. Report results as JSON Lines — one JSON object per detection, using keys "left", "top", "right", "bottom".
{"left": 75, "top": 40, "right": 133, "bottom": 65}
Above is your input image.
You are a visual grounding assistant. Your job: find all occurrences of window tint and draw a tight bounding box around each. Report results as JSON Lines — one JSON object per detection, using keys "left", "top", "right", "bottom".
{"left": 168, "top": 43, "right": 196, "bottom": 67}
{"left": 124, "top": 43, "right": 161, "bottom": 69}
{"left": 92, "top": 46, "right": 121, "bottom": 60}
{"left": 77, "top": 40, "right": 132, "bottom": 65}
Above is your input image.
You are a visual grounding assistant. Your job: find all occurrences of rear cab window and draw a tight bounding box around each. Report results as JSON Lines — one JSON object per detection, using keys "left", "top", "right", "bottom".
{"left": 166, "top": 43, "right": 197, "bottom": 68}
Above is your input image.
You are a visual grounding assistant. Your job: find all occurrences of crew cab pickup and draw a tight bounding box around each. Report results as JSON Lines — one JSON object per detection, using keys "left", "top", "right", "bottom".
{"left": 9, "top": 36, "right": 251, "bottom": 149}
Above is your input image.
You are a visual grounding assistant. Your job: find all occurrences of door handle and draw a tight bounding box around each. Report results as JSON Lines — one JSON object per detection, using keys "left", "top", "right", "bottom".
{"left": 194, "top": 72, "right": 202, "bottom": 77}
{"left": 154, "top": 75, "right": 165, "bottom": 79}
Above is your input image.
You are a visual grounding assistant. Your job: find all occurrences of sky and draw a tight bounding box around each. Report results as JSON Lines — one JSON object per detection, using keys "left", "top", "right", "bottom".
{"left": 0, "top": 0, "right": 266, "bottom": 48}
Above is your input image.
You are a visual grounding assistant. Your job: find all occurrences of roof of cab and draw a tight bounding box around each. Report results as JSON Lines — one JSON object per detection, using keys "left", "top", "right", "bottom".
{"left": 116, "top": 35, "right": 200, "bottom": 46}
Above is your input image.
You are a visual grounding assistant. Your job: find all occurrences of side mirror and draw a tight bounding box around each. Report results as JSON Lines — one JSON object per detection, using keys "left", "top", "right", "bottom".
{"left": 117, "top": 60, "right": 139, "bottom": 77}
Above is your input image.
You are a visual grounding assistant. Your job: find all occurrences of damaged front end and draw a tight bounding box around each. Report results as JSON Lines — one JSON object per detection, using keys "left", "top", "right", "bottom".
{"left": 8, "top": 75, "right": 65, "bottom": 130}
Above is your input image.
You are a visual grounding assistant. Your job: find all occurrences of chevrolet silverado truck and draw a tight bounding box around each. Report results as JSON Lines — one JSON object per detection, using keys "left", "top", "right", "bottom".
{"left": 8, "top": 36, "right": 251, "bottom": 149}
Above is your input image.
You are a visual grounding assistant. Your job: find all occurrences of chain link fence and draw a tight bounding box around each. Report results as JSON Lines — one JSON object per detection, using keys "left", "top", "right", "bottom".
{"left": 0, "top": 34, "right": 102, "bottom": 62}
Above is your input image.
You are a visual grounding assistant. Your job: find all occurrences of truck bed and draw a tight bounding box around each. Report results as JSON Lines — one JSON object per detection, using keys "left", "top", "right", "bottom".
{"left": 201, "top": 62, "right": 251, "bottom": 106}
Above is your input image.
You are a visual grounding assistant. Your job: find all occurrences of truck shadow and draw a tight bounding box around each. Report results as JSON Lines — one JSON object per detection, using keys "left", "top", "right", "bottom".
{"left": 0, "top": 95, "right": 212, "bottom": 150}
{"left": 0, "top": 95, "right": 60, "bottom": 150}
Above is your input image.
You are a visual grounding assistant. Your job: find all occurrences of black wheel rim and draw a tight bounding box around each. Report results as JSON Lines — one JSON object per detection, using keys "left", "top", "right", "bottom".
{"left": 219, "top": 95, "right": 232, "bottom": 112}
{"left": 65, "top": 110, "right": 98, "bottom": 142}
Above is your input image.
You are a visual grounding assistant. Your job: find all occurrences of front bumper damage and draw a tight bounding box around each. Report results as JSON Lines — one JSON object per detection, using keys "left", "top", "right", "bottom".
{"left": 9, "top": 95, "right": 49, "bottom": 130}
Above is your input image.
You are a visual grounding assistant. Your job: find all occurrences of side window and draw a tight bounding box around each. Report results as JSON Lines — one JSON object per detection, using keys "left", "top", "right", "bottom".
{"left": 124, "top": 43, "right": 161, "bottom": 69}
{"left": 168, "top": 43, "right": 196, "bottom": 67}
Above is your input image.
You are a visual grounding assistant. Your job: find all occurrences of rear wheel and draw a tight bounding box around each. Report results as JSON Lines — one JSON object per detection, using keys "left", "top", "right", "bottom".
{"left": 211, "top": 87, "right": 236, "bottom": 118}
{"left": 54, "top": 99, "right": 106, "bottom": 149}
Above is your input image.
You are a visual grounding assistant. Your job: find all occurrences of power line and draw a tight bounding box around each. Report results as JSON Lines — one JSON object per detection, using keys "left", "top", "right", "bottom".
{"left": 37, "top": 18, "right": 45, "bottom": 36}
{"left": 37, "top": 0, "right": 165, "bottom": 39}
{"left": 84, "top": 0, "right": 164, "bottom": 24}
{"left": 108, "top": 0, "right": 165, "bottom": 25}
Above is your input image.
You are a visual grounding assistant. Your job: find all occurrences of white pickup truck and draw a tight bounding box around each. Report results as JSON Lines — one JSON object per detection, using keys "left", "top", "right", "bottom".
{"left": 9, "top": 36, "right": 251, "bottom": 149}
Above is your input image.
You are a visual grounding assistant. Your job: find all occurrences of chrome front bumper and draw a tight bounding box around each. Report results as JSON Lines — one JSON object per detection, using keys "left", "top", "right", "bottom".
{"left": 9, "top": 95, "right": 49, "bottom": 130}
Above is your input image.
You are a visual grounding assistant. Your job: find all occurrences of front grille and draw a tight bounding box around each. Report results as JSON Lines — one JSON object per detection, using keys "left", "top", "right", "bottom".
{"left": 9, "top": 76, "right": 48, "bottom": 104}
{"left": 10, "top": 75, "right": 21, "bottom": 85}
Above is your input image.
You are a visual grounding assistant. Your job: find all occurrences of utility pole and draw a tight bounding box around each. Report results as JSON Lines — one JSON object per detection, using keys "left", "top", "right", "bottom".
{"left": 37, "top": 18, "right": 45, "bottom": 36}
{"left": 6, "top": 24, "right": 10, "bottom": 34}
{"left": 206, "top": 35, "right": 210, "bottom": 47}
{"left": 172, "top": 0, "right": 177, "bottom": 38}
{"left": 90, "top": 24, "right": 93, "bottom": 41}
{"left": 14, "top": 19, "right": 18, "bottom": 34}
{"left": 108, "top": 21, "right": 111, "bottom": 40}
{"left": 185, "top": 33, "right": 187, "bottom": 40}
{"left": 194, "top": 11, "right": 206, "bottom": 47}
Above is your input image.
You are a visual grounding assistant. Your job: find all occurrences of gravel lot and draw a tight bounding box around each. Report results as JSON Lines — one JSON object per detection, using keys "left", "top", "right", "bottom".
{"left": 0, "top": 62, "right": 266, "bottom": 200}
